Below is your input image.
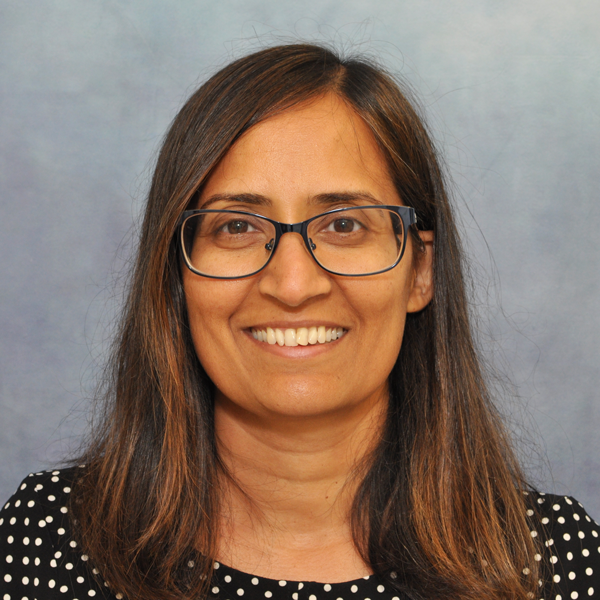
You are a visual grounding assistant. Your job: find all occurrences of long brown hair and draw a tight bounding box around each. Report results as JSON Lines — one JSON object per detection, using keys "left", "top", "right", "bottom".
{"left": 72, "top": 43, "right": 540, "bottom": 600}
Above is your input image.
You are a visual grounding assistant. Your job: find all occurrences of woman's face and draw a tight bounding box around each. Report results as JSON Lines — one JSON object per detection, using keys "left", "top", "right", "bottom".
{"left": 183, "top": 94, "right": 433, "bottom": 422}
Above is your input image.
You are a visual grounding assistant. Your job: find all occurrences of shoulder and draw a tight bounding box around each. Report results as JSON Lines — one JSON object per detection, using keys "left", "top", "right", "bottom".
{"left": 526, "top": 490, "right": 600, "bottom": 598}
{"left": 0, "top": 467, "right": 117, "bottom": 599}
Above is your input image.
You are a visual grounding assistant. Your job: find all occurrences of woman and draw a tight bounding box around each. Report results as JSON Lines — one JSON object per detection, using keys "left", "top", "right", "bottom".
{"left": 1, "top": 43, "right": 598, "bottom": 600}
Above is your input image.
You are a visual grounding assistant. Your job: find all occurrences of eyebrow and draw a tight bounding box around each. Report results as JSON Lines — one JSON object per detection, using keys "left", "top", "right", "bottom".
{"left": 199, "top": 191, "right": 385, "bottom": 209}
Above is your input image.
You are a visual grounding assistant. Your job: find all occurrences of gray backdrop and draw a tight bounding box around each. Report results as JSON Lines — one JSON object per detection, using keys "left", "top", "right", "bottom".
{"left": 1, "top": 1, "right": 599, "bottom": 516}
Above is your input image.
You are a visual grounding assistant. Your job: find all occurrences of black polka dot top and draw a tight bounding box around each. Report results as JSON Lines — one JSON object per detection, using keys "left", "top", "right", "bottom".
{"left": 1, "top": 469, "right": 599, "bottom": 599}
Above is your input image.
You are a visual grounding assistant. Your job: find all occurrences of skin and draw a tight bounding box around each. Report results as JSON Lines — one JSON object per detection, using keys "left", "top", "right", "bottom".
{"left": 183, "top": 93, "right": 434, "bottom": 582}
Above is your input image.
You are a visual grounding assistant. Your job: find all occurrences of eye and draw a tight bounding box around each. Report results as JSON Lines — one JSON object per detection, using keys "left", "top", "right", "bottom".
{"left": 222, "top": 219, "right": 257, "bottom": 234}
{"left": 326, "top": 217, "right": 362, "bottom": 233}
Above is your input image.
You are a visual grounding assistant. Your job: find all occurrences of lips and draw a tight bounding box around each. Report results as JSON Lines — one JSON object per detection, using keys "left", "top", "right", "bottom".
{"left": 251, "top": 326, "right": 346, "bottom": 347}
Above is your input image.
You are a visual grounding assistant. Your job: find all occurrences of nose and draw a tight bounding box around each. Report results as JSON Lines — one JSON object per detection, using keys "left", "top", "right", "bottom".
{"left": 257, "top": 232, "right": 332, "bottom": 307}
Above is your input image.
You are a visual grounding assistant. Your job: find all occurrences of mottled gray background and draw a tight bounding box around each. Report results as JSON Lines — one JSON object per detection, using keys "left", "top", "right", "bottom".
{"left": 1, "top": 1, "right": 599, "bottom": 515}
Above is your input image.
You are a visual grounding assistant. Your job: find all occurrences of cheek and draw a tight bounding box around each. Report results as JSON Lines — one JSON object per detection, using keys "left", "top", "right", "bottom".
{"left": 182, "top": 275, "right": 247, "bottom": 359}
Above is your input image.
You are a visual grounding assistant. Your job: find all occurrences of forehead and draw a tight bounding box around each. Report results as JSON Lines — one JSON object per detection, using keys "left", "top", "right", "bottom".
{"left": 199, "top": 93, "right": 400, "bottom": 213}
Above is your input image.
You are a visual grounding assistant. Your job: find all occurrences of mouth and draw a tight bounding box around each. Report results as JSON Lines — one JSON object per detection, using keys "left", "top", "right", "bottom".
{"left": 250, "top": 326, "right": 347, "bottom": 347}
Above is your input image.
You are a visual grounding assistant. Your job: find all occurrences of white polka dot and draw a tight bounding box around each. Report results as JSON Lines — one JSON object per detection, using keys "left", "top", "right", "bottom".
{"left": 60, "top": 507, "right": 68, "bottom": 514}
{"left": 7, "top": 535, "right": 13, "bottom": 544}
{"left": 594, "top": 531, "right": 599, "bottom": 538}
{"left": 66, "top": 563, "right": 74, "bottom": 570}
{"left": 5, "top": 555, "right": 12, "bottom": 563}
{"left": 88, "top": 590, "right": 96, "bottom": 596}
{"left": 212, "top": 588, "right": 220, "bottom": 594}
{"left": 252, "top": 578, "right": 259, "bottom": 585}
{"left": 45, "top": 516, "right": 53, "bottom": 523}
{"left": 523, "top": 568, "right": 531, "bottom": 575}
{"left": 54, "top": 551, "right": 62, "bottom": 558}
{"left": 531, "top": 530, "right": 538, "bottom": 538}
{"left": 279, "top": 581, "right": 287, "bottom": 587}
{"left": 542, "top": 517, "right": 550, "bottom": 524}
{"left": 3, "top": 574, "right": 11, "bottom": 583}
{"left": 214, "top": 561, "right": 220, "bottom": 568}
{"left": 34, "top": 558, "right": 40, "bottom": 566}
{"left": 569, "top": 572, "right": 576, "bottom": 580}
{"left": 77, "top": 577, "right": 85, "bottom": 583}
{"left": 574, "top": 513, "right": 581, "bottom": 521}
{"left": 2, "top": 594, "right": 9, "bottom": 600}
{"left": 571, "top": 593, "right": 578, "bottom": 599}
{"left": 51, "top": 477, "right": 59, "bottom": 483}
{"left": 21, "top": 483, "right": 27, "bottom": 490}
{"left": 351, "top": 585, "right": 358, "bottom": 593}
{"left": 299, "top": 583, "right": 304, "bottom": 590}
{"left": 554, "top": 574, "right": 561, "bottom": 583}
{"left": 59, "top": 585, "right": 69, "bottom": 593}
{"left": 34, "top": 484, "right": 43, "bottom": 491}
{"left": 38, "top": 520, "right": 46, "bottom": 528}
{"left": 63, "top": 487, "right": 71, "bottom": 493}
{"left": 293, "top": 594, "right": 299, "bottom": 600}
{"left": 377, "top": 585, "right": 385, "bottom": 592}
{"left": 265, "top": 592, "right": 272, "bottom": 598}
{"left": 537, "top": 498, "right": 545, "bottom": 504}
{"left": 23, "top": 537, "right": 29, "bottom": 545}
{"left": 587, "top": 568, "right": 593, "bottom": 575}
{"left": 48, "top": 495, "right": 56, "bottom": 502}
{"left": 568, "top": 552, "right": 574, "bottom": 560}
{"left": 580, "top": 531, "right": 586, "bottom": 539}
{"left": 534, "top": 553, "right": 542, "bottom": 561}
{"left": 34, "top": 577, "right": 39, "bottom": 585}
{"left": 324, "top": 584, "right": 332, "bottom": 591}
{"left": 35, "top": 537, "right": 42, "bottom": 546}
{"left": 551, "top": 555, "right": 558, "bottom": 564}
{"left": 566, "top": 498, "right": 573, "bottom": 505}
{"left": 22, "top": 576, "right": 29, "bottom": 585}
{"left": 27, "top": 500, "right": 34, "bottom": 508}
{"left": 49, "top": 579, "right": 56, "bottom": 588}
{"left": 70, "top": 541, "right": 77, "bottom": 547}
{"left": 564, "top": 533, "right": 571, "bottom": 541}
{"left": 583, "top": 549, "right": 590, "bottom": 557}
{"left": 553, "top": 504, "right": 562, "bottom": 511}
{"left": 57, "top": 528, "right": 65, "bottom": 535}
{"left": 9, "top": 517, "right": 16, "bottom": 525}
{"left": 558, "top": 517, "right": 566, "bottom": 524}
{"left": 50, "top": 559, "right": 57, "bottom": 567}
{"left": 224, "top": 575, "right": 232, "bottom": 583}
{"left": 24, "top": 518, "right": 29, "bottom": 526}
{"left": 527, "top": 509, "right": 534, "bottom": 516}
{"left": 116, "top": 594, "right": 123, "bottom": 599}
{"left": 81, "top": 554, "right": 89, "bottom": 561}
{"left": 309, "top": 595, "right": 316, "bottom": 600}
{"left": 588, "top": 588, "right": 594, "bottom": 596}
{"left": 237, "top": 589, "right": 244, "bottom": 596}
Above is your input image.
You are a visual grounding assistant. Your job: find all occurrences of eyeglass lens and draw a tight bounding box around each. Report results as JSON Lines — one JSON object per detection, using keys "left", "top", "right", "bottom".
{"left": 181, "top": 208, "right": 406, "bottom": 278}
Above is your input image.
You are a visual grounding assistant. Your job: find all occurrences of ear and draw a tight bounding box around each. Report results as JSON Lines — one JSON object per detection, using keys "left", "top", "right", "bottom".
{"left": 406, "top": 230, "right": 434, "bottom": 313}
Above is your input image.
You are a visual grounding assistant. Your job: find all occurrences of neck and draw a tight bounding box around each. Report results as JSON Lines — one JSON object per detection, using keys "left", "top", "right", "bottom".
{"left": 213, "top": 390, "right": 387, "bottom": 582}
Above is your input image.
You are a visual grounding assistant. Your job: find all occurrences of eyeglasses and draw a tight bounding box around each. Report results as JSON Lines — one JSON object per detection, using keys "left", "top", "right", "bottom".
{"left": 179, "top": 205, "right": 417, "bottom": 279}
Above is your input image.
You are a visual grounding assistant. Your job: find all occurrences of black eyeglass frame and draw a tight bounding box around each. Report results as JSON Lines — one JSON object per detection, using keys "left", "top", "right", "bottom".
{"left": 178, "top": 204, "right": 418, "bottom": 279}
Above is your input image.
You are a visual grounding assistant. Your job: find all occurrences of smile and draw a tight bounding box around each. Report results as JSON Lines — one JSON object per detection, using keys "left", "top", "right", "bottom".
{"left": 251, "top": 326, "right": 347, "bottom": 347}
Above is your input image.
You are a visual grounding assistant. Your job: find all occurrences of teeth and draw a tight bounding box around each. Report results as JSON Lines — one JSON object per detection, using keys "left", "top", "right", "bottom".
{"left": 251, "top": 326, "right": 346, "bottom": 347}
